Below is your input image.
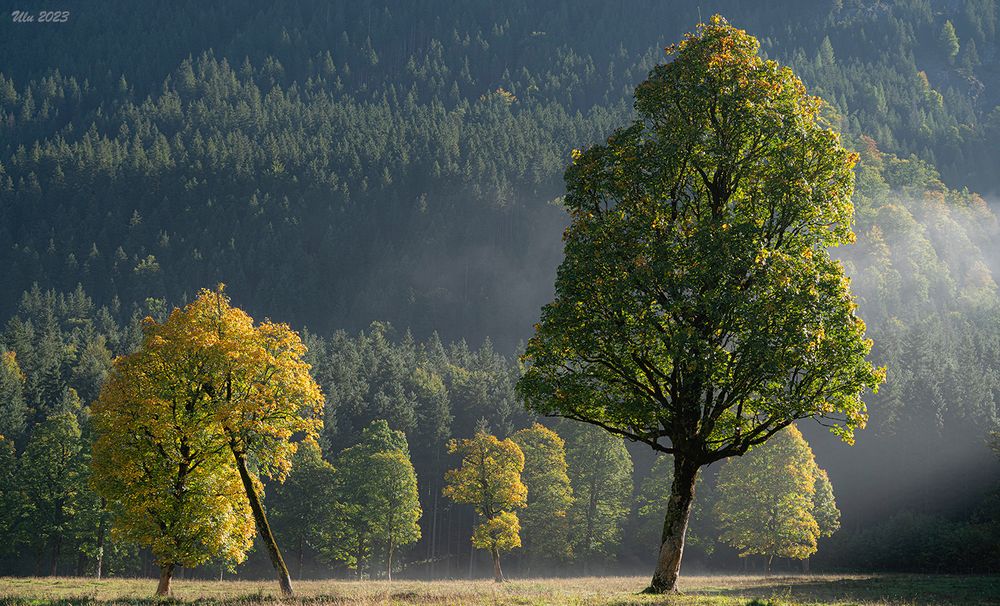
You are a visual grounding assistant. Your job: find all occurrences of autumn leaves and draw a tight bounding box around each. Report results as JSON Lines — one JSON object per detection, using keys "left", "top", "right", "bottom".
{"left": 91, "top": 286, "right": 322, "bottom": 596}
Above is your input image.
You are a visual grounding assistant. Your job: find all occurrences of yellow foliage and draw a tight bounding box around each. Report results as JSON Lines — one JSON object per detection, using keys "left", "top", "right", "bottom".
{"left": 91, "top": 285, "right": 323, "bottom": 569}
{"left": 443, "top": 431, "right": 527, "bottom": 554}
{"left": 472, "top": 511, "right": 522, "bottom": 552}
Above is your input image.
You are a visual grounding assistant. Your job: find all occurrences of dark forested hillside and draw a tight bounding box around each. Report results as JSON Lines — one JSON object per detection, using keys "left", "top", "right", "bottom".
{"left": 1, "top": 0, "right": 999, "bottom": 579}
{"left": 4, "top": 0, "right": 1000, "bottom": 344}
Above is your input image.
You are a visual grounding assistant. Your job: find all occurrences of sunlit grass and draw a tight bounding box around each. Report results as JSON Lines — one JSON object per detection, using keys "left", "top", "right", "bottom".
{"left": 1, "top": 574, "right": 998, "bottom": 605}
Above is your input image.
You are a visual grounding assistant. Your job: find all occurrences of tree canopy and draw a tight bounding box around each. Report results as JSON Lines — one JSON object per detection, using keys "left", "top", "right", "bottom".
{"left": 518, "top": 16, "right": 883, "bottom": 592}
{"left": 92, "top": 286, "right": 322, "bottom": 595}
{"left": 714, "top": 425, "right": 840, "bottom": 570}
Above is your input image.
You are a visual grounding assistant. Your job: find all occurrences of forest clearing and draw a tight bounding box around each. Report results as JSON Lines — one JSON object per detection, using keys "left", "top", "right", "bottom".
{"left": 2, "top": 1, "right": 1000, "bottom": 602}
{"left": 3, "top": 575, "right": 999, "bottom": 606}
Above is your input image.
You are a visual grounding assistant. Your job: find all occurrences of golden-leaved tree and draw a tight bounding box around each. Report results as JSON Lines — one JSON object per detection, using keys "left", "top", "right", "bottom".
{"left": 713, "top": 425, "right": 840, "bottom": 572}
{"left": 92, "top": 286, "right": 323, "bottom": 596}
{"left": 443, "top": 431, "right": 526, "bottom": 582}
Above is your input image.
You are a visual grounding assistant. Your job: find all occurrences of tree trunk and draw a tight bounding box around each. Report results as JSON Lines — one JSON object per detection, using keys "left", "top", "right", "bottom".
{"left": 76, "top": 550, "right": 87, "bottom": 576}
{"left": 645, "top": 455, "right": 699, "bottom": 593}
{"left": 491, "top": 547, "right": 504, "bottom": 583}
{"left": 767, "top": 554, "right": 774, "bottom": 575}
{"left": 50, "top": 534, "right": 61, "bottom": 576}
{"left": 156, "top": 563, "right": 175, "bottom": 596}
{"left": 386, "top": 539, "right": 393, "bottom": 582}
{"left": 232, "top": 448, "right": 294, "bottom": 596}
{"left": 95, "top": 501, "right": 107, "bottom": 579}
{"left": 802, "top": 556, "right": 810, "bottom": 574}
{"left": 297, "top": 535, "right": 304, "bottom": 580}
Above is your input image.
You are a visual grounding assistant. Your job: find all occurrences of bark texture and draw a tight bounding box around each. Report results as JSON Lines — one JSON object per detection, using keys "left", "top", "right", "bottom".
{"left": 645, "top": 455, "right": 699, "bottom": 593}
{"left": 491, "top": 547, "right": 504, "bottom": 583}
{"left": 233, "top": 448, "right": 294, "bottom": 596}
{"left": 156, "top": 563, "right": 174, "bottom": 596}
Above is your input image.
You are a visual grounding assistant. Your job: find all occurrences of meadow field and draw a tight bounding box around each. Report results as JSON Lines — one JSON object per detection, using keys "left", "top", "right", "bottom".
{"left": 1, "top": 575, "right": 998, "bottom": 606}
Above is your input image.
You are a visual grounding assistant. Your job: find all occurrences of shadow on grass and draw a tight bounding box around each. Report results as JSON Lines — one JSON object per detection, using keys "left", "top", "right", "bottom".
{"left": 680, "top": 574, "right": 1000, "bottom": 606}
{"left": 3, "top": 576, "right": 998, "bottom": 606}
{"left": 0, "top": 592, "right": 460, "bottom": 606}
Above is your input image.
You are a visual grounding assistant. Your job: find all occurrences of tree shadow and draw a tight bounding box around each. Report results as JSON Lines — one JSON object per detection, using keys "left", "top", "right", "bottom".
{"left": 688, "top": 574, "right": 1000, "bottom": 606}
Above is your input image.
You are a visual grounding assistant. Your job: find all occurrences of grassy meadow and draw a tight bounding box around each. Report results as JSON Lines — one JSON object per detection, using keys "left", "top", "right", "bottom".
{"left": 1, "top": 575, "right": 998, "bottom": 606}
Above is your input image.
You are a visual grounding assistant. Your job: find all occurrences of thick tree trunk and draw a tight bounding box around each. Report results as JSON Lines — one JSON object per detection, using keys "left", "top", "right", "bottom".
{"left": 645, "top": 455, "right": 699, "bottom": 593}
{"left": 802, "top": 556, "right": 810, "bottom": 574}
{"left": 491, "top": 547, "right": 504, "bottom": 583}
{"left": 232, "top": 448, "right": 294, "bottom": 596}
{"left": 156, "top": 563, "right": 175, "bottom": 596}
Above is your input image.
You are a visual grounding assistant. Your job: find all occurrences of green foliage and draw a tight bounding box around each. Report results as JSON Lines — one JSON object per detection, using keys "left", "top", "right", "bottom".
{"left": 633, "top": 455, "right": 713, "bottom": 556}
{"left": 812, "top": 468, "right": 840, "bottom": 538}
{"left": 519, "top": 17, "right": 882, "bottom": 468}
{"left": 18, "top": 398, "right": 93, "bottom": 573}
{"left": 327, "top": 420, "right": 420, "bottom": 578}
{"left": 5, "top": 1, "right": 1000, "bottom": 342}
{"left": 269, "top": 440, "right": 337, "bottom": 576}
{"left": 714, "top": 426, "right": 839, "bottom": 563}
{"left": 0, "top": 350, "right": 27, "bottom": 442}
{"left": 0, "top": 1, "right": 999, "bottom": 579}
{"left": 562, "top": 423, "right": 632, "bottom": 562}
{"left": 939, "top": 20, "right": 960, "bottom": 62}
{"left": 511, "top": 423, "right": 574, "bottom": 565}
{"left": 821, "top": 506, "right": 1000, "bottom": 573}
{"left": 366, "top": 450, "right": 422, "bottom": 578}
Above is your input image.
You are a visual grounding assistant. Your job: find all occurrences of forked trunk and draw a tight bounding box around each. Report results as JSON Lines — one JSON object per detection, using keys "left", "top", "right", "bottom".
{"left": 232, "top": 447, "right": 294, "bottom": 596}
{"left": 645, "top": 455, "right": 699, "bottom": 593}
{"left": 491, "top": 547, "right": 504, "bottom": 583}
{"left": 156, "top": 563, "right": 174, "bottom": 596}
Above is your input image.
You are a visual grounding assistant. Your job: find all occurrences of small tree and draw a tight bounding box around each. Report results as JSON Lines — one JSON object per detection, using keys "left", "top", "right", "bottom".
{"left": 511, "top": 423, "right": 574, "bottom": 568}
{"left": 328, "top": 420, "right": 418, "bottom": 578}
{"left": 0, "top": 350, "right": 27, "bottom": 442}
{"left": 368, "top": 449, "right": 422, "bottom": 580}
{"left": 443, "top": 431, "right": 527, "bottom": 582}
{"left": 563, "top": 423, "right": 632, "bottom": 566}
{"left": 939, "top": 20, "right": 960, "bottom": 63}
{"left": 20, "top": 395, "right": 89, "bottom": 576}
{"left": 517, "top": 16, "right": 882, "bottom": 592}
{"left": 714, "top": 425, "right": 839, "bottom": 572}
{"left": 269, "top": 441, "right": 337, "bottom": 579}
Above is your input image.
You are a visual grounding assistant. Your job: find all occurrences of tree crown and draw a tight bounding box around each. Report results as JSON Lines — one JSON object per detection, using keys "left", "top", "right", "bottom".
{"left": 518, "top": 16, "right": 884, "bottom": 463}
